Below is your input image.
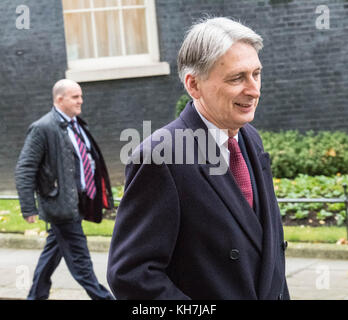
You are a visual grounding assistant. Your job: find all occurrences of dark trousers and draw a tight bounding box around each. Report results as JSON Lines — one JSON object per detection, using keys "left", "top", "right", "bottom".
{"left": 27, "top": 219, "right": 114, "bottom": 300}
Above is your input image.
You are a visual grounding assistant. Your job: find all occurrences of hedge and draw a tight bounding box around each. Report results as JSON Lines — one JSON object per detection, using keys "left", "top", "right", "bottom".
{"left": 175, "top": 94, "right": 348, "bottom": 178}
{"left": 260, "top": 130, "right": 348, "bottom": 178}
{"left": 175, "top": 94, "right": 191, "bottom": 117}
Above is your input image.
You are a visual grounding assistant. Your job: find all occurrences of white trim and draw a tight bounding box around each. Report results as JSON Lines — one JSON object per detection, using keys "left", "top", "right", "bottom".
{"left": 118, "top": 0, "right": 126, "bottom": 56}
{"left": 90, "top": 0, "right": 99, "bottom": 58}
{"left": 68, "top": 54, "right": 152, "bottom": 69}
{"left": 64, "top": 5, "right": 146, "bottom": 14}
{"left": 145, "top": 0, "right": 160, "bottom": 61}
{"left": 66, "top": 61, "right": 170, "bottom": 82}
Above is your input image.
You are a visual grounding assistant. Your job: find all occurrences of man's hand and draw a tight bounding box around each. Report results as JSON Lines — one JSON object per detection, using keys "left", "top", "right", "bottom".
{"left": 24, "top": 215, "right": 37, "bottom": 224}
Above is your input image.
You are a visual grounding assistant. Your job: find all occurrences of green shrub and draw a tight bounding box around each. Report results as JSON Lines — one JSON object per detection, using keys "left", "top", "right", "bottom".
{"left": 175, "top": 94, "right": 191, "bottom": 117}
{"left": 260, "top": 130, "right": 348, "bottom": 178}
{"left": 174, "top": 95, "right": 348, "bottom": 178}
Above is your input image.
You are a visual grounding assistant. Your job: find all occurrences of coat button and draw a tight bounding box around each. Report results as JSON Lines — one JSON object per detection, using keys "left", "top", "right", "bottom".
{"left": 229, "top": 249, "right": 240, "bottom": 260}
{"left": 282, "top": 241, "right": 288, "bottom": 251}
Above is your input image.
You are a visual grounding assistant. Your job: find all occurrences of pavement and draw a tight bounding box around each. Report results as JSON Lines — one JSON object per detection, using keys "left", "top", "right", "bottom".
{"left": 0, "top": 233, "right": 347, "bottom": 300}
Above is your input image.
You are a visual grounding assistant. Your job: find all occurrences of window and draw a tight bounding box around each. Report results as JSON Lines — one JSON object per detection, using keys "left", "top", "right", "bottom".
{"left": 62, "top": 0, "right": 170, "bottom": 82}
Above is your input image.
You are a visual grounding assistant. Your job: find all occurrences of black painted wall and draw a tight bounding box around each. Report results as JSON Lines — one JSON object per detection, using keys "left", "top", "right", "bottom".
{"left": 1, "top": 0, "right": 347, "bottom": 192}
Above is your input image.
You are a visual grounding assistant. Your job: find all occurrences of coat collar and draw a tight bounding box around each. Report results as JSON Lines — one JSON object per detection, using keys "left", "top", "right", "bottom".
{"left": 50, "top": 106, "right": 87, "bottom": 129}
{"left": 180, "top": 102, "right": 279, "bottom": 298}
{"left": 50, "top": 107, "right": 77, "bottom": 156}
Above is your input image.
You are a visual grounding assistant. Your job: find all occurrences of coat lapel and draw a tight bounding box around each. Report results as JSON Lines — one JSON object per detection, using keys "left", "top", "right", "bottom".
{"left": 199, "top": 164, "right": 263, "bottom": 254}
{"left": 51, "top": 109, "right": 79, "bottom": 158}
{"left": 180, "top": 103, "right": 280, "bottom": 299}
{"left": 241, "top": 125, "right": 277, "bottom": 299}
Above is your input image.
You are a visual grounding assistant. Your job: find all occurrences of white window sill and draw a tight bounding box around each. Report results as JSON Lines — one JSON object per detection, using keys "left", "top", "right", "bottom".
{"left": 65, "top": 61, "right": 170, "bottom": 83}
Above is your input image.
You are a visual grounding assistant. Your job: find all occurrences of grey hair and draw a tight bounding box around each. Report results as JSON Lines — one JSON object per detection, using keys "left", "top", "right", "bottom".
{"left": 177, "top": 17, "right": 263, "bottom": 85}
{"left": 52, "top": 79, "right": 80, "bottom": 101}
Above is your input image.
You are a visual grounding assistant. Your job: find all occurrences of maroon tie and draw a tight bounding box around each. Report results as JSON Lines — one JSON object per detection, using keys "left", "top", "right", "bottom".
{"left": 228, "top": 137, "right": 253, "bottom": 208}
{"left": 71, "top": 120, "right": 96, "bottom": 200}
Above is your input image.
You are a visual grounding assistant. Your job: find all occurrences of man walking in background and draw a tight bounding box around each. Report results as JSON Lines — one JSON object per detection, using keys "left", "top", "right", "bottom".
{"left": 15, "top": 79, "right": 114, "bottom": 300}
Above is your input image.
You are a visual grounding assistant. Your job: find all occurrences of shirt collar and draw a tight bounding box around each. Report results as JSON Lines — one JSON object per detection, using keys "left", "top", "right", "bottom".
{"left": 193, "top": 102, "right": 238, "bottom": 148}
{"left": 54, "top": 106, "right": 77, "bottom": 123}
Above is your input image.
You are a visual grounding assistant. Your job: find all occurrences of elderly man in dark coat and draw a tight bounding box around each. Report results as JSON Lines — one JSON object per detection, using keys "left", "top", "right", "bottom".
{"left": 107, "top": 17, "right": 290, "bottom": 300}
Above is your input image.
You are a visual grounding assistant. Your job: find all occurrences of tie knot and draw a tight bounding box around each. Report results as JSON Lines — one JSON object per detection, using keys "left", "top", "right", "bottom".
{"left": 70, "top": 120, "right": 78, "bottom": 131}
{"left": 228, "top": 137, "right": 241, "bottom": 153}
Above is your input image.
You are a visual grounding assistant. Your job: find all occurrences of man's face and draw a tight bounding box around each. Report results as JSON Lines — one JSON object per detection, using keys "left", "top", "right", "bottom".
{"left": 57, "top": 85, "right": 83, "bottom": 118}
{"left": 194, "top": 41, "right": 262, "bottom": 135}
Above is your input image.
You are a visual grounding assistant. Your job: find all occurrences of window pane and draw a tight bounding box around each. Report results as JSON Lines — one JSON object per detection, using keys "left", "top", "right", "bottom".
{"left": 122, "top": 0, "right": 144, "bottom": 5}
{"left": 64, "top": 13, "right": 94, "bottom": 60}
{"left": 123, "top": 9, "right": 148, "bottom": 55}
{"left": 93, "top": 0, "right": 119, "bottom": 8}
{"left": 62, "top": 0, "right": 91, "bottom": 10}
{"left": 94, "top": 11, "right": 122, "bottom": 57}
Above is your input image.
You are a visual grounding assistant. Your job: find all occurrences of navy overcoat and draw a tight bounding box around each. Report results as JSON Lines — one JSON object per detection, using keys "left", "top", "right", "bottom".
{"left": 107, "top": 102, "right": 289, "bottom": 300}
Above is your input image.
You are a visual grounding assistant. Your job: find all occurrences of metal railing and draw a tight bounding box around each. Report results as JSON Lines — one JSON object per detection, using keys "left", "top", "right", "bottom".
{"left": 1, "top": 184, "right": 348, "bottom": 238}
{"left": 276, "top": 184, "right": 348, "bottom": 239}
{"left": 0, "top": 195, "right": 122, "bottom": 203}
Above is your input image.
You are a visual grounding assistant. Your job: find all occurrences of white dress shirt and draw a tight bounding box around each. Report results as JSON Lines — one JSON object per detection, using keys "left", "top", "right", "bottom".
{"left": 193, "top": 103, "right": 238, "bottom": 167}
{"left": 54, "top": 106, "right": 93, "bottom": 191}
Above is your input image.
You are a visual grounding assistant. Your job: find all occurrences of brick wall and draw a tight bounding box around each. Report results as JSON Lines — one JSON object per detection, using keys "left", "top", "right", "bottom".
{"left": 1, "top": 0, "right": 347, "bottom": 192}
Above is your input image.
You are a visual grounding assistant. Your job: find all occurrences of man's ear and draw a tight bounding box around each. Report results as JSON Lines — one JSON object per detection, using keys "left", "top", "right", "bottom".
{"left": 55, "top": 95, "right": 63, "bottom": 106}
{"left": 185, "top": 74, "right": 201, "bottom": 100}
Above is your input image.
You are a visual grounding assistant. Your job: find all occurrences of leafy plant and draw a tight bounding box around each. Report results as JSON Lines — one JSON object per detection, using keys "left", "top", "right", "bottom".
{"left": 175, "top": 94, "right": 191, "bottom": 118}
{"left": 317, "top": 209, "right": 333, "bottom": 220}
{"left": 260, "top": 130, "right": 348, "bottom": 178}
{"left": 173, "top": 95, "right": 348, "bottom": 179}
{"left": 290, "top": 210, "right": 309, "bottom": 220}
{"left": 275, "top": 174, "right": 348, "bottom": 226}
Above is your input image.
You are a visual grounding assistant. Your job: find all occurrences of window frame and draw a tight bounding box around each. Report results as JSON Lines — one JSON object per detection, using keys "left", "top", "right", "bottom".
{"left": 62, "top": 0, "right": 170, "bottom": 82}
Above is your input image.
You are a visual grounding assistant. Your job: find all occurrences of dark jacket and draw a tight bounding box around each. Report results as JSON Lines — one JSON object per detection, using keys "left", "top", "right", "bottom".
{"left": 15, "top": 108, "right": 113, "bottom": 224}
{"left": 107, "top": 101, "right": 289, "bottom": 300}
